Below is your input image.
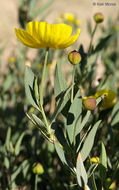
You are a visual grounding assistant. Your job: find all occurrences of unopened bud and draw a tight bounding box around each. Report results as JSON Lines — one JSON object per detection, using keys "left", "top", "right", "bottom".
{"left": 32, "top": 163, "right": 44, "bottom": 175}
{"left": 83, "top": 97, "right": 96, "bottom": 110}
{"left": 90, "top": 157, "right": 99, "bottom": 164}
{"left": 94, "top": 13, "right": 104, "bottom": 24}
{"left": 68, "top": 50, "right": 81, "bottom": 65}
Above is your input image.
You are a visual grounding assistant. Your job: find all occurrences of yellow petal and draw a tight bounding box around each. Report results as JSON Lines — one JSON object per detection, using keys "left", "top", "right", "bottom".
{"left": 94, "top": 89, "right": 116, "bottom": 99}
{"left": 94, "top": 89, "right": 116, "bottom": 110}
{"left": 15, "top": 21, "right": 81, "bottom": 49}
{"left": 26, "top": 21, "right": 47, "bottom": 44}
{"left": 27, "top": 21, "right": 73, "bottom": 49}
{"left": 15, "top": 28, "right": 43, "bottom": 48}
{"left": 90, "top": 157, "right": 99, "bottom": 163}
{"left": 58, "top": 28, "right": 81, "bottom": 49}
{"left": 49, "top": 24, "right": 73, "bottom": 48}
{"left": 26, "top": 21, "right": 40, "bottom": 39}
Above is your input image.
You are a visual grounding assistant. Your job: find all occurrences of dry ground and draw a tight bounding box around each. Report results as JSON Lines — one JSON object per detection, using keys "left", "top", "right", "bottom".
{"left": 0, "top": 0, "right": 118, "bottom": 67}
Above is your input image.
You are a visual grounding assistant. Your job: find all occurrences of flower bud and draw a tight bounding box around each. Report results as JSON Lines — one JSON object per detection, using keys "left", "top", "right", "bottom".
{"left": 94, "top": 13, "right": 104, "bottom": 24}
{"left": 32, "top": 163, "right": 44, "bottom": 175}
{"left": 68, "top": 50, "right": 81, "bottom": 65}
{"left": 90, "top": 157, "right": 99, "bottom": 164}
{"left": 83, "top": 97, "right": 96, "bottom": 110}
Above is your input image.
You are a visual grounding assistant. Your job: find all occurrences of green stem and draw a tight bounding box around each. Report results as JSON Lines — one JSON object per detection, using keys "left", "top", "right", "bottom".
{"left": 91, "top": 174, "right": 98, "bottom": 190}
{"left": 35, "top": 174, "right": 38, "bottom": 190}
{"left": 89, "top": 155, "right": 98, "bottom": 190}
{"left": 39, "top": 48, "right": 51, "bottom": 135}
{"left": 88, "top": 24, "right": 98, "bottom": 55}
{"left": 40, "top": 48, "right": 49, "bottom": 106}
{"left": 71, "top": 66, "right": 76, "bottom": 103}
{"left": 41, "top": 104, "right": 51, "bottom": 134}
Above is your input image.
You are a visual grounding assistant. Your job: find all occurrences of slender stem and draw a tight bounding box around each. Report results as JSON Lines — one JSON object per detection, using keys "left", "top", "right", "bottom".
{"left": 39, "top": 48, "right": 51, "bottom": 135}
{"left": 40, "top": 48, "right": 49, "bottom": 106}
{"left": 35, "top": 174, "right": 38, "bottom": 190}
{"left": 88, "top": 24, "right": 98, "bottom": 55}
{"left": 88, "top": 164, "right": 98, "bottom": 178}
{"left": 40, "top": 104, "right": 51, "bottom": 134}
{"left": 89, "top": 155, "right": 98, "bottom": 190}
{"left": 71, "top": 66, "right": 76, "bottom": 103}
{"left": 91, "top": 174, "right": 98, "bottom": 190}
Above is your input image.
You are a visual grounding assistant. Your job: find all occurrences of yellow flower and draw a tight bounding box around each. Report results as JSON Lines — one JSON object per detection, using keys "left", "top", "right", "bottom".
{"left": 75, "top": 19, "right": 81, "bottom": 26}
{"left": 15, "top": 21, "right": 80, "bottom": 49}
{"left": 94, "top": 89, "right": 117, "bottom": 110}
{"left": 90, "top": 157, "right": 99, "bottom": 164}
{"left": 61, "top": 13, "right": 75, "bottom": 24}
{"left": 83, "top": 90, "right": 117, "bottom": 110}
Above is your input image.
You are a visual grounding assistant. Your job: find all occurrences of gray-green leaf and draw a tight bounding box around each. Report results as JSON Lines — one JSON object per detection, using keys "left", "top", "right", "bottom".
{"left": 66, "top": 89, "right": 82, "bottom": 145}
{"left": 25, "top": 66, "right": 39, "bottom": 109}
{"left": 14, "top": 132, "right": 25, "bottom": 156}
{"left": 80, "top": 120, "right": 101, "bottom": 161}
{"left": 76, "top": 152, "right": 88, "bottom": 187}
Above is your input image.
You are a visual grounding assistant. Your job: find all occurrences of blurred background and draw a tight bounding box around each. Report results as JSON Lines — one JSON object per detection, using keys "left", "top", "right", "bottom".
{"left": 0, "top": 0, "right": 118, "bottom": 66}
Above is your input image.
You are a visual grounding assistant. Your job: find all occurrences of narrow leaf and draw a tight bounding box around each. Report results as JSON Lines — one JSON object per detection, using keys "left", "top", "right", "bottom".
{"left": 54, "top": 140, "right": 67, "bottom": 165}
{"left": 4, "top": 156, "right": 10, "bottom": 169}
{"left": 100, "top": 142, "right": 107, "bottom": 168}
{"left": 76, "top": 152, "right": 88, "bottom": 187}
{"left": 80, "top": 120, "right": 101, "bottom": 161}
{"left": 66, "top": 89, "right": 82, "bottom": 145}
{"left": 34, "top": 77, "right": 40, "bottom": 103}
{"left": 79, "top": 111, "right": 91, "bottom": 133}
{"left": 54, "top": 122, "right": 67, "bottom": 148}
{"left": 54, "top": 62, "right": 68, "bottom": 103}
{"left": 11, "top": 160, "right": 29, "bottom": 182}
{"left": 99, "top": 142, "right": 107, "bottom": 181}
{"left": 54, "top": 139, "right": 75, "bottom": 174}
{"left": 51, "top": 85, "right": 72, "bottom": 123}
{"left": 93, "top": 34, "right": 112, "bottom": 53}
{"left": 5, "top": 127, "right": 11, "bottom": 151}
{"left": 32, "top": 113, "right": 47, "bottom": 133}
{"left": 25, "top": 66, "right": 39, "bottom": 109}
{"left": 14, "top": 132, "right": 25, "bottom": 156}
{"left": 111, "top": 100, "right": 119, "bottom": 126}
